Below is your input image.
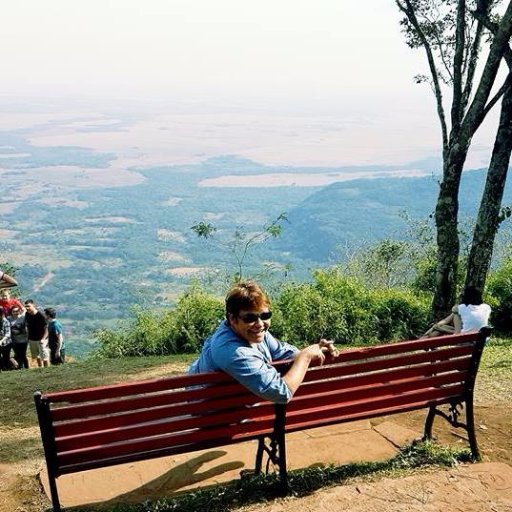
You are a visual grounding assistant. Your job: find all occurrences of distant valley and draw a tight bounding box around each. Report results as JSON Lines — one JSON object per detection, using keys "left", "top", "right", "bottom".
{"left": 1, "top": 110, "right": 511, "bottom": 355}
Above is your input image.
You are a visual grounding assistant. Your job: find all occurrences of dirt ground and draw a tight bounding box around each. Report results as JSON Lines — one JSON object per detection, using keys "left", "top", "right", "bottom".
{"left": 1, "top": 403, "right": 511, "bottom": 512}
{"left": 241, "top": 462, "right": 512, "bottom": 512}
{"left": 239, "top": 404, "right": 512, "bottom": 512}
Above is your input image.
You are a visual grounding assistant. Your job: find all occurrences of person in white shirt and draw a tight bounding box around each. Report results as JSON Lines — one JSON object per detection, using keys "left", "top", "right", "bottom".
{"left": 421, "top": 286, "right": 491, "bottom": 338}
{"left": 455, "top": 287, "right": 492, "bottom": 333}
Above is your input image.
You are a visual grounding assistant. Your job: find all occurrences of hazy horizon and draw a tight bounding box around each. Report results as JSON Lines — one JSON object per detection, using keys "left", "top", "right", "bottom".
{"left": 1, "top": 1, "right": 507, "bottom": 170}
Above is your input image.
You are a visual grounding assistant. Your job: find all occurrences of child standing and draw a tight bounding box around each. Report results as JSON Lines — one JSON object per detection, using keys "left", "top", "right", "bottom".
{"left": 44, "top": 308, "right": 65, "bottom": 365}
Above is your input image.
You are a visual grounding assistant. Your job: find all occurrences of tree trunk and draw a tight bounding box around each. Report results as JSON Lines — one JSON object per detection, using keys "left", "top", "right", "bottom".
{"left": 432, "top": 143, "right": 469, "bottom": 318}
{"left": 465, "top": 85, "right": 512, "bottom": 291}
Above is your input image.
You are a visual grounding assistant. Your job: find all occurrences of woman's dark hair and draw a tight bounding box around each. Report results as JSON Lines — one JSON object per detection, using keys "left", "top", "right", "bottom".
{"left": 461, "top": 286, "right": 483, "bottom": 306}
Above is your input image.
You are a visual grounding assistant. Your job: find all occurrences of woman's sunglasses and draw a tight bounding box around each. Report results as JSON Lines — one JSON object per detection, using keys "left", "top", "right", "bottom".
{"left": 238, "top": 311, "right": 272, "bottom": 323}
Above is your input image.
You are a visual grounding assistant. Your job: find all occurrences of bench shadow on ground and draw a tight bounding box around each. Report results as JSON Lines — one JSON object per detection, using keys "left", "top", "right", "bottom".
{"left": 102, "top": 450, "right": 245, "bottom": 506}
{"left": 42, "top": 419, "right": 422, "bottom": 510}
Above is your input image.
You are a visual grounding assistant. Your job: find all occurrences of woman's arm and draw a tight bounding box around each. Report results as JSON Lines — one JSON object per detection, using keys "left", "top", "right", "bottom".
{"left": 435, "top": 313, "right": 454, "bottom": 328}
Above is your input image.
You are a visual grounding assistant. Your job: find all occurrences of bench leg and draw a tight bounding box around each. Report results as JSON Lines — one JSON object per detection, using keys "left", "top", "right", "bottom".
{"left": 48, "top": 473, "right": 62, "bottom": 512}
{"left": 423, "top": 400, "right": 480, "bottom": 460}
{"left": 423, "top": 406, "right": 437, "bottom": 441}
{"left": 255, "top": 436, "right": 265, "bottom": 474}
{"left": 465, "top": 398, "right": 480, "bottom": 461}
{"left": 254, "top": 407, "right": 289, "bottom": 490}
{"left": 253, "top": 435, "right": 287, "bottom": 481}
{"left": 275, "top": 422, "right": 288, "bottom": 492}
{"left": 274, "top": 404, "right": 288, "bottom": 492}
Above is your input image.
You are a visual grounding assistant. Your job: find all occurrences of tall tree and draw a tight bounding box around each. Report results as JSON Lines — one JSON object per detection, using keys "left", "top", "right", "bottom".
{"left": 465, "top": 15, "right": 512, "bottom": 290}
{"left": 396, "top": 0, "right": 512, "bottom": 317}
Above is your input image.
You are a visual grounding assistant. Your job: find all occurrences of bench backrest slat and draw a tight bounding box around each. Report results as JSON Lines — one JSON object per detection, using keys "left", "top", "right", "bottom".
{"left": 45, "top": 371, "right": 233, "bottom": 403}
{"left": 50, "top": 380, "right": 248, "bottom": 422}
{"left": 57, "top": 414, "right": 276, "bottom": 470}
{"left": 57, "top": 433, "right": 262, "bottom": 475}
{"left": 292, "top": 371, "right": 468, "bottom": 412}
{"left": 302, "top": 344, "right": 473, "bottom": 383}
{"left": 55, "top": 402, "right": 276, "bottom": 452}
{"left": 290, "top": 370, "right": 469, "bottom": 411}
{"left": 52, "top": 391, "right": 271, "bottom": 438}
{"left": 284, "top": 334, "right": 479, "bottom": 433}
{"left": 285, "top": 384, "right": 465, "bottom": 433}
{"left": 321, "top": 333, "right": 477, "bottom": 364}
{"left": 296, "top": 357, "right": 470, "bottom": 397}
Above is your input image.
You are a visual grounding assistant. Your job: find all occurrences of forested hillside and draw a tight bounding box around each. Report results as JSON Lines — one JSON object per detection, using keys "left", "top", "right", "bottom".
{"left": 277, "top": 168, "right": 508, "bottom": 261}
{"left": 2, "top": 145, "right": 511, "bottom": 354}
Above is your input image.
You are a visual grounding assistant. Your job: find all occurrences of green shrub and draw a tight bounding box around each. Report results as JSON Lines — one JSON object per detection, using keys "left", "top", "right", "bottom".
{"left": 368, "top": 288, "right": 430, "bottom": 341}
{"left": 95, "top": 269, "right": 432, "bottom": 357}
{"left": 272, "top": 270, "right": 430, "bottom": 346}
{"left": 487, "top": 259, "right": 512, "bottom": 334}
{"left": 94, "top": 307, "right": 175, "bottom": 357}
{"left": 272, "top": 269, "right": 376, "bottom": 345}
{"left": 94, "top": 284, "right": 224, "bottom": 357}
{"left": 169, "top": 285, "right": 225, "bottom": 353}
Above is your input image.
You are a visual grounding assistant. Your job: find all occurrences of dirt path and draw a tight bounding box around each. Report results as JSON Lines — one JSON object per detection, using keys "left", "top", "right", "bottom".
{"left": 239, "top": 404, "right": 512, "bottom": 512}
{"left": 1, "top": 404, "right": 511, "bottom": 512}
{"left": 241, "top": 462, "right": 512, "bottom": 512}
{"left": 32, "top": 271, "right": 54, "bottom": 292}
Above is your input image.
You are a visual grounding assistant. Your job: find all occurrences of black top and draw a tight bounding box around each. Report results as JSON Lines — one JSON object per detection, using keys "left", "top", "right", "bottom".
{"left": 26, "top": 310, "right": 47, "bottom": 340}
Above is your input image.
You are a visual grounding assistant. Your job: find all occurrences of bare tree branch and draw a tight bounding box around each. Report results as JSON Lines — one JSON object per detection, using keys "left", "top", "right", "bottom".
{"left": 469, "top": 3, "right": 512, "bottom": 127}
{"left": 460, "top": 1, "right": 512, "bottom": 140}
{"left": 461, "top": 0, "right": 492, "bottom": 112}
{"left": 471, "top": 6, "right": 512, "bottom": 69}
{"left": 397, "top": 0, "right": 449, "bottom": 149}
{"left": 482, "top": 72, "right": 512, "bottom": 120}
{"left": 422, "top": 11, "right": 454, "bottom": 83}
{"left": 451, "top": 0, "right": 466, "bottom": 133}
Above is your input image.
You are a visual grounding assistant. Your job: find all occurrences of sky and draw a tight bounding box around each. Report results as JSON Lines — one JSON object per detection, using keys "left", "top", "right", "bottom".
{"left": 2, "top": 1, "right": 423, "bottom": 99}
{"left": 0, "top": 0, "right": 504, "bottom": 168}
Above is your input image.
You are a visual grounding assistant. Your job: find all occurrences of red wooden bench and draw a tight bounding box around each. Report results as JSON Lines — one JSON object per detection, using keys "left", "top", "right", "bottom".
{"left": 35, "top": 327, "right": 490, "bottom": 511}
